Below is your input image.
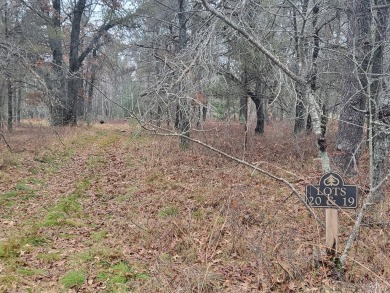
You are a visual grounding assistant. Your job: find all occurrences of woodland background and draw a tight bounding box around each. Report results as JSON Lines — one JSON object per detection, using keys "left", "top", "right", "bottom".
{"left": 0, "top": 0, "right": 390, "bottom": 291}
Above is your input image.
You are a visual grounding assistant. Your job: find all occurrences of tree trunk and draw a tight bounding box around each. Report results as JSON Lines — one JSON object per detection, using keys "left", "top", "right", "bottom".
{"left": 239, "top": 96, "right": 248, "bottom": 122}
{"left": 67, "top": 0, "right": 87, "bottom": 125}
{"left": 4, "top": 0, "right": 12, "bottom": 131}
{"left": 7, "top": 75, "right": 13, "bottom": 131}
{"left": 335, "top": 0, "right": 371, "bottom": 175}
{"left": 157, "top": 104, "right": 162, "bottom": 127}
{"left": 370, "top": 3, "right": 389, "bottom": 201}
{"left": 77, "top": 78, "right": 85, "bottom": 117}
{"left": 250, "top": 80, "right": 265, "bottom": 134}
{"left": 177, "top": 0, "right": 190, "bottom": 148}
{"left": 307, "top": 4, "right": 320, "bottom": 136}
{"left": 321, "top": 105, "right": 327, "bottom": 137}
{"left": 202, "top": 105, "right": 207, "bottom": 122}
{"left": 292, "top": 2, "right": 308, "bottom": 135}
{"left": 175, "top": 103, "right": 180, "bottom": 129}
{"left": 49, "top": 0, "right": 67, "bottom": 126}
{"left": 85, "top": 49, "right": 98, "bottom": 125}
{"left": 0, "top": 80, "right": 4, "bottom": 130}
{"left": 294, "top": 94, "right": 305, "bottom": 134}
{"left": 306, "top": 114, "right": 312, "bottom": 134}
{"left": 16, "top": 82, "right": 21, "bottom": 125}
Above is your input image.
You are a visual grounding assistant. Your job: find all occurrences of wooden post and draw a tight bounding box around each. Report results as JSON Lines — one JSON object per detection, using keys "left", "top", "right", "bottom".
{"left": 306, "top": 172, "right": 357, "bottom": 258}
{"left": 326, "top": 208, "right": 338, "bottom": 256}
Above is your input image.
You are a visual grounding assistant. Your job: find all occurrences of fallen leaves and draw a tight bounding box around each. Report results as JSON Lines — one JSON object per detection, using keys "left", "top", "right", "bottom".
{"left": 0, "top": 121, "right": 388, "bottom": 292}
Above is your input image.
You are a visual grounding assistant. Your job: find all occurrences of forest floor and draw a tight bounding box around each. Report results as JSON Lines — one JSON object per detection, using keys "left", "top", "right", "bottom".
{"left": 0, "top": 119, "right": 389, "bottom": 292}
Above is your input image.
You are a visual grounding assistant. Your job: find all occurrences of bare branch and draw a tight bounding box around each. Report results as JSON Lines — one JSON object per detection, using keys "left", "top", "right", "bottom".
{"left": 200, "top": 0, "right": 306, "bottom": 86}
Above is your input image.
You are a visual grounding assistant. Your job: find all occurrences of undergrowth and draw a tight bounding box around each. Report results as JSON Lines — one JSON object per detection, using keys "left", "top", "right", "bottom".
{"left": 0, "top": 120, "right": 388, "bottom": 292}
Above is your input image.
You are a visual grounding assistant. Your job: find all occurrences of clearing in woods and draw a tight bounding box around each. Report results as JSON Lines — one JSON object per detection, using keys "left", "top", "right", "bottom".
{"left": 0, "top": 120, "right": 389, "bottom": 292}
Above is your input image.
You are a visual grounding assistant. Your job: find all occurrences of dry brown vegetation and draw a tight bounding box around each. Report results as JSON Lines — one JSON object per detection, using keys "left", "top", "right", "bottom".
{"left": 0, "top": 119, "right": 389, "bottom": 292}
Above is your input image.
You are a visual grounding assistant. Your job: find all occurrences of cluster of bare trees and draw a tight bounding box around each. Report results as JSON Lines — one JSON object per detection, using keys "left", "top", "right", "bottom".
{"left": 0, "top": 0, "right": 389, "bottom": 266}
{"left": 132, "top": 0, "right": 390, "bottom": 193}
{"left": 130, "top": 0, "right": 390, "bottom": 267}
{"left": 0, "top": 0, "right": 137, "bottom": 128}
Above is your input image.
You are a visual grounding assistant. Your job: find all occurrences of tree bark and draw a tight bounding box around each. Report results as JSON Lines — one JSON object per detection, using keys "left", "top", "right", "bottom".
{"left": 370, "top": 2, "right": 389, "bottom": 201}
{"left": 49, "top": 0, "right": 67, "bottom": 126}
{"left": 176, "top": 0, "right": 190, "bottom": 149}
{"left": 49, "top": 0, "right": 131, "bottom": 125}
{"left": 66, "top": 0, "right": 87, "bottom": 125}
{"left": 7, "top": 74, "right": 13, "bottom": 131}
{"left": 200, "top": 0, "right": 330, "bottom": 172}
{"left": 306, "top": 114, "right": 312, "bottom": 133}
{"left": 85, "top": 49, "right": 98, "bottom": 124}
{"left": 4, "top": 0, "right": 13, "bottom": 131}
{"left": 294, "top": 92, "right": 305, "bottom": 134}
{"left": 0, "top": 80, "right": 4, "bottom": 130}
{"left": 335, "top": 0, "right": 371, "bottom": 175}
{"left": 292, "top": 1, "right": 309, "bottom": 135}
{"left": 248, "top": 80, "right": 265, "bottom": 134}
{"left": 16, "top": 81, "right": 22, "bottom": 125}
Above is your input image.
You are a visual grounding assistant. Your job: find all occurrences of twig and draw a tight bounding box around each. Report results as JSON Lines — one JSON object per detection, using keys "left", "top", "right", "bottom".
{"left": 361, "top": 221, "right": 390, "bottom": 227}
{"left": 51, "top": 127, "right": 65, "bottom": 147}
{"left": 139, "top": 121, "right": 325, "bottom": 228}
{"left": 1, "top": 133, "right": 12, "bottom": 152}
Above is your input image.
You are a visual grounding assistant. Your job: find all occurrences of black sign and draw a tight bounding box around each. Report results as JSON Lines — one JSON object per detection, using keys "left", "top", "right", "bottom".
{"left": 306, "top": 172, "right": 358, "bottom": 208}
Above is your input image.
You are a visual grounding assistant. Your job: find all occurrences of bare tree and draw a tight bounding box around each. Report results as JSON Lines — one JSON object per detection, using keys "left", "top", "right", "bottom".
{"left": 335, "top": 0, "right": 371, "bottom": 175}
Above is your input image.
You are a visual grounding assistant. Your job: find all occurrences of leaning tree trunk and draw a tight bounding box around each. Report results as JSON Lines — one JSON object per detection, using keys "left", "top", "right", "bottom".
{"left": 176, "top": 0, "right": 190, "bottom": 148}
{"left": 335, "top": 0, "right": 371, "bottom": 175}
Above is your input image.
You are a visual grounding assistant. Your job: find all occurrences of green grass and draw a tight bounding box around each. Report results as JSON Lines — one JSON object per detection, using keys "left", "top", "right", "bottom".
{"left": 34, "top": 148, "right": 74, "bottom": 173}
{"left": 24, "top": 235, "right": 47, "bottom": 246}
{"left": 90, "top": 230, "right": 107, "bottom": 241}
{"left": 17, "top": 267, "right": 47, "bottom": 277}
{"left": 59, "top": 270, "right": 85, "bottom": 288}
{"left": 75, "top": 177, "right": 92, "bottom": 193}
{"left": 158, "top": 205, "right": 179, "bottom": 218}
{"left": 0, "top": 238, "right": 20, "bottom": 259}
{"left": 13, "top": 180, "right": 40, "bottom": 201}
{"left": 87, "top": 155, "right": 107, "bottom": 167}
{"left": 41, "top": 195, "right": 82, "bottom": 227}
{"left": 15, "top": 181, "right": 29, "bottom": 191}
{"left": 98, "top": 132, "right": 121, "bottom": 148}
{"left": 97, "top": 261, "right": 150, "bottom": 289}
{"left": 2, "top": 152, "right": 21, "bottom": 168}
{"left": 0, "top": 233, "right": 46, "bottom": 259}
{"left": 28, "top": 177, "right": 45, "bottom": 185}
{"left": 70, "top": 250, "right": 94, "bottom": 265}
{"left": 96, "top": 271, "right": 110, "bottom": 282}
{"left": 192, "top": 208, "right": 204, "bottom": 219}
{"left": 116, "top": 191, "right": 136, "bottom": 202}
{"left": 37, "top": 252, "right": 62, "bottom": 262}
{"left": 0, "top": 275, "right": 19, "bottom": 287}
{"left": 0, "top": 191, "right": 18, "bottom": 198}
{"left": 0, "top": 190, "right": 18, "bottom": 207}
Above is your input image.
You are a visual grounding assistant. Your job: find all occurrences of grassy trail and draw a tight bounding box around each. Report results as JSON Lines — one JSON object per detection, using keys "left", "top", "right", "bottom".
{"left": 0, "top": 123, "right": 156, "bottom": 291}
{"left": 0, "top": 121, "right": 389, "bottom": 292}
